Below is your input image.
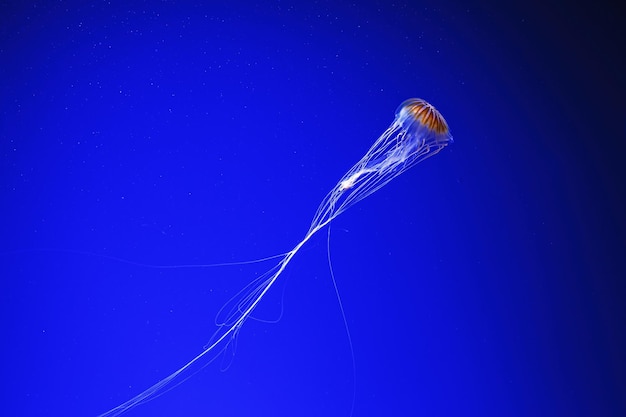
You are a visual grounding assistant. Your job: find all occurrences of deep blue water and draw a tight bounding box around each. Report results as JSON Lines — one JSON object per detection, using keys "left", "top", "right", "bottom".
{"left": 1, "top": 1, "right": 624, "bottom": 416}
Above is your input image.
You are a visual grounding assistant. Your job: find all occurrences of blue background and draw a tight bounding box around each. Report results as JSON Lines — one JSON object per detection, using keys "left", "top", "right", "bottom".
{"left": 1, "top": 1, "right": 624, "bottom": 416}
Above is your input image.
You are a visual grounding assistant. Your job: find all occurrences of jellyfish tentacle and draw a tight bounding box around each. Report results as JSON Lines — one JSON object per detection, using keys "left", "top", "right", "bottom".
{"left": 98, "top": 98, "right": 452, "bottom": 417}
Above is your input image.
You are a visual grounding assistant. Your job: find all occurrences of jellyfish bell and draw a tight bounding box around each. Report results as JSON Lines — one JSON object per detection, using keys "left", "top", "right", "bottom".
{"left": 395, "top": 98, "right": 451, "bottom": 138}
{"left": 379, "top": 97, "right": 453, "bottom": 171}
{"left": 98, "top": 98, "right": 452, "bottom": 417}
{"left": 382, "top": 98, "right": 453, "bottom": 169}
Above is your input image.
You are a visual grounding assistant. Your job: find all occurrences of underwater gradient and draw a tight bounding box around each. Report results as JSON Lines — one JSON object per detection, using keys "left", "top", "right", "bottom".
{"left": 1, "top": 1, "right": 624, "bottom": 416}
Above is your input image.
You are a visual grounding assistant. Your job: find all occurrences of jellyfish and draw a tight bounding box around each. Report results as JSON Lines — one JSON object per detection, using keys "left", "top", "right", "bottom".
{"left": 98, "top": 98, "right": 453, "bottom": 417}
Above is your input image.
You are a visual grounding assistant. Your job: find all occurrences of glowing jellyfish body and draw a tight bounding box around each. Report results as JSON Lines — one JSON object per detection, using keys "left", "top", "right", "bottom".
{"left": 99, "top": 98, "right": 453, "bottom": 417}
